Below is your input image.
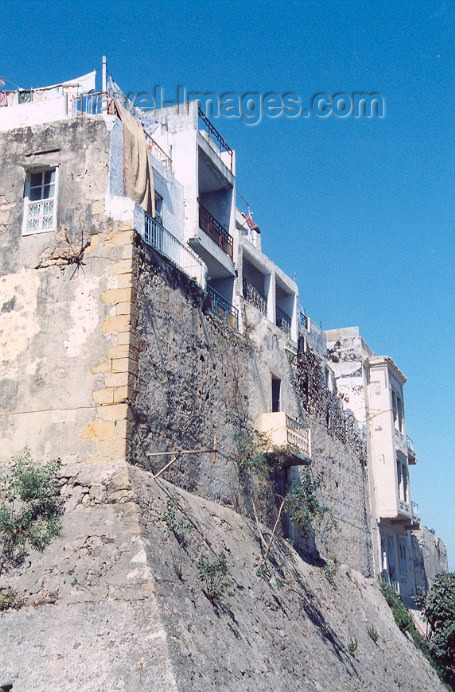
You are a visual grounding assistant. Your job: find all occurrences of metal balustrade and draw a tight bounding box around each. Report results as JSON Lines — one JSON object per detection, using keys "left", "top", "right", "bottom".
{"left": 145, "top": 215, "right": 205, "bottom": 286}
{"left": 276, "top": 305, "right": 292, "bottom": 335}
{"left": 243, "top": 278, "right": 267, "bottom": 315}
{"left": 198, "top": 107, "right": 234, "bottom": 171}
{"left": 72, "top": 92, "right": 110, "bottom": 116}
{"left": 207, "top": 286, "right": 238, "bottom": 328}
{"left": 144, "top": 133, "right": 172, "bottom": 172}
{"left": 198, "top": 203, "right": 233, "bottom": 258}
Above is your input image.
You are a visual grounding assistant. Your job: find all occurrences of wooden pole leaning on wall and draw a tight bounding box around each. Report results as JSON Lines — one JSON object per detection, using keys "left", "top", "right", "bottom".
{"left": 147, "top": 435, "right": 217, "bottom": 480}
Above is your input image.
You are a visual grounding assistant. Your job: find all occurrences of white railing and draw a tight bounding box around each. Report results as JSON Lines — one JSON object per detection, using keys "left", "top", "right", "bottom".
{"left": 145, "top": 216, "right": 205, "bottom": 287}
{"left": 72, "top": 92, "right": 110, "bottom": 116}
{"left": 286, "top": 415, "right": 311, "bottom": 457}
{"left": 411, "top": 501, "right": 420, "bottom": 521}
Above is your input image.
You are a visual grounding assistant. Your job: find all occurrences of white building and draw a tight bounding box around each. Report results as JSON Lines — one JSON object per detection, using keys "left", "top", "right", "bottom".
{"left": 326, "top": 327, "right": 420, "bottom": 596}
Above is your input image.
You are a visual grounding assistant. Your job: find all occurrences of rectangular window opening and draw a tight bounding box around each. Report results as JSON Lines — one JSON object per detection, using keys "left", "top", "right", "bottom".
{"left": 23, "top": 167, "right": 58, "bottom": 235}
{"left": 271, "top": 376, "right": 281, "bottom": 413}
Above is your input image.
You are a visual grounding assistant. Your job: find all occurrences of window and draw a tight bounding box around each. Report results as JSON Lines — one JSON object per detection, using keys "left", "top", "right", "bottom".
{"left": 392, "top": 388, "right": 403, "bottom": 432}
{"left": 154, "top": 191, "right": 163, "bottom": 225}
{"left": 23, "top": 168, "right": 57, "bottom": 235}
{"left": 271, "top": 376, "right": 281, "bottom": 412}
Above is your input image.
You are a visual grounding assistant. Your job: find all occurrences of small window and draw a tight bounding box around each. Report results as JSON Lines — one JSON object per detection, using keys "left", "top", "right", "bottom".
{"left": 23, "top": 168, "right": 57, "bottom": 235}
{"left": 271, "top": 376, "right": 281, "bottom": 413}
{"left": 154, "top": 191, "right": 163, "bottom": 225}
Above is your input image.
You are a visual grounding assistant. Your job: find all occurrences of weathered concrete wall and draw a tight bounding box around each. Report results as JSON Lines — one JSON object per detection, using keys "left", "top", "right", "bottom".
{"left": 412, "top": 526, "right": 448, "bottom": 593}
{"left": 130, "top": 241, "right": 373, "bottom": 575}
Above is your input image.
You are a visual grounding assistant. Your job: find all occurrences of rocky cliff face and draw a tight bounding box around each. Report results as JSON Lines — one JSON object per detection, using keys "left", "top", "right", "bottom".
{"left": 0, "top": 464, "right": 443, "bottom": 690}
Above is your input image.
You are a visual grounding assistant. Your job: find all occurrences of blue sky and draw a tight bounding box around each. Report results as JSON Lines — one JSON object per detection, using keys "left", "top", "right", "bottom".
{"left": 2, "top": 0, "right": 454, "bottom": 568}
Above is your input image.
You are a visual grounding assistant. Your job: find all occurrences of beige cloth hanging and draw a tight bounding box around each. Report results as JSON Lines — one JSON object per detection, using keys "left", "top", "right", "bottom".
{"left": 112, "top": 99, "right": 155, "bottom": 216}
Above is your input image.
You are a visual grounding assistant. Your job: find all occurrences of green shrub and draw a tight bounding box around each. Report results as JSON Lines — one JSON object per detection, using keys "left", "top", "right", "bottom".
{"left": 323, "top": 551, "right": 339, "bottom": 585}
{"left": 196, "top": 552, "right": 231, "bottom": 602}
{"left": 348, "top": 637, "right": 358, "bottom": 655}
{"left": 284, "top": 470, "right": 333, "bottom": 538}
{"left": 0, "top": 587, "right": 24, "bottom": 611}
{"left": 161, "top": 492, "right": 190, "bottom": 543}
{"left": 0, "top": 449, "right": 63, "bottom": 569}
{"left": 368, "top": 625, "right": 379, "bottom": 643}
{"left": 380, "top": 581, "right": 447, "bottom": 684}
{"left": 422, "top": 573, "right": 455, "bottom": 688}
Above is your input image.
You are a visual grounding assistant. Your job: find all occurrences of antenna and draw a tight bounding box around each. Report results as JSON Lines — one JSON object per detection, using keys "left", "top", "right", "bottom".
{"left": 102, "top": 56, "right": 107, "bottom": 94}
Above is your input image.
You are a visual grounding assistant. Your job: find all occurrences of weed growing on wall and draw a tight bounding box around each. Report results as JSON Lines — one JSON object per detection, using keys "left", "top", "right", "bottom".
{"left": 0, "top": 449, "right": 64, "bottom": 572}
{"left": 0, "top": 586, "right": 24, "bottom": 611}
{"left": 367, "top": 625, "right": 379, "bottom": 644}
{"left": 161, "top": 491, "right": 190, "bottom": 544}
{"left": 284, "top": 470, "right": 333, "bottom": 538}
{"left": 347, "top": 637, "right": 358, "bottom": 655}
{"left": 197, "top": 552, "right": 232, "bottom": 602}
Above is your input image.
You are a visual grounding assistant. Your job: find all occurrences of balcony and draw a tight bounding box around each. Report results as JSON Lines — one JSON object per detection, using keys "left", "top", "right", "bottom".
{"left": 276, "top": 306, "right": 292, "bottom": 335}
{"left": 206, "top": 286, "right": 238, "bottom": 329}
{"left": 257, "top": 412, "right": 311, "bottom": 465}
{"left": 198, "top": 203, "right": 233, "bottom": 259}
{"left": 198, "top": 107, "right": 234, "bottom": 172}
{"left": 243, "top": 277, "right": 267, "bottom": 315}
{"left": 399, "top": 500, "right": 410, "bottom": 515}
{"left": 407, "top": 436, "right": 417, "bottom": 465}
{"left": 145, "top": 215, "right": 205, "bottom": 287}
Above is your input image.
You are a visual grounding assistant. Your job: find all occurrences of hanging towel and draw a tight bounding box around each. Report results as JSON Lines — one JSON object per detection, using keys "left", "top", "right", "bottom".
{"left": 18, "top": 90, "right": 31, "bottom": 104}
{"left": 6, "top": 91, "right": 18, "bottom": 107}
{"left": 0, "top": 92, "right": 7, "bottom": 107}
{"left": 112, "top": 99, "right": 155, "bottom": 216}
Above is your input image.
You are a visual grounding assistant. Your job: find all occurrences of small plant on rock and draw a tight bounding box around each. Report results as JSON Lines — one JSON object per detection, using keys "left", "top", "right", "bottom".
{"left": 0, "top": 586, "right": 24, "bottom": 611}
{"left": 197, "top": 551, "right": 231, "bottom": 602}
{"left": 368, "top": 625, "right": 379, "bottom": 644}
{"left": 161, "top": 492, "right": 190, "bottom": 544}
{"left": 348, "top": 637, "right": 358, "bottom": 655}
{"left": 0, "top": 449, "right": 64, "bottom": 571}
{"left": 323, "top": 550, "right": 339, "bottom": 585}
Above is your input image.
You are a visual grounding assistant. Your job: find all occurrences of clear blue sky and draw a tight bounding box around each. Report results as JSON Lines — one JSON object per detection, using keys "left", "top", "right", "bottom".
{"left": 3, "top": 0, "right": 454, "bottom": 568}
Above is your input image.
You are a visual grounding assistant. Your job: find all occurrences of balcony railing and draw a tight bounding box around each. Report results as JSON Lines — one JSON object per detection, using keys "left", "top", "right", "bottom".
{"left": 145, "top": 133, "right": 172, "bottom": 172}
{"left": 411, "top": 501, "right": 420, "bottom": 521}
{"left": 145, "top": 215, "right": 205, "bottom": 286}
{"left": 243, "top": 278, "right": 267, "bottom": 315}
{"left": 207, "top": 286, "right": 238, "bottom": 328}
{"left": 276, "top": 306, "right": 292, "bottom": 335}
{"left": 198, "top": 203, "right": 233, "bottom": 258}
{"left": 299, "top": 309, "right": 309, "bottom": 331}
{"left": 198, "top": 107, "right": 233, "bottom": 171}
{"left": 285, "top": 415, "right": 311, "bottom": 457}
{"left": 72, "top": 92, "right": 111, "bottom": 116}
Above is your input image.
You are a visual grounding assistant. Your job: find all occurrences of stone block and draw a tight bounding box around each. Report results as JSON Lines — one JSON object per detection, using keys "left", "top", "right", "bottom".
{"left": 101, "top": 288, "right": 134, "bottom": 304}
{"left": 110, "top": 260, "right": 133, "bottom": 276}
{"left": 81, "top": 421, "right": 116, "bottom": 441}
{"left": 92, "top": 388, "right": 114, "bottom": 405}
{"left": 96, "top": 403, "right": 130, "bottom": 421}
{"left": 104, "top": 372, "right": 130, "bottom": 388}
{"left": 90, "top": 360, "right": 111, "bottom": 374}
{"left": 102, "top": 314, "right": 131, "bottom": 335}
{"left": 113, "top": 386, "right": 129, "bottom": 403}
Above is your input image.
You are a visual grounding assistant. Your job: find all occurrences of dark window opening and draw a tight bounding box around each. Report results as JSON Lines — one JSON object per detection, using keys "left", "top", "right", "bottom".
{"left": 272, "top": 376, "right": 281, "bottom": 413}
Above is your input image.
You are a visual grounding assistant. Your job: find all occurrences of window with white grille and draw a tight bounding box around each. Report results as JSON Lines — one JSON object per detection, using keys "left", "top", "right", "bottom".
{"left": 23, "top": 168, "right": 57, "bottom": 235}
